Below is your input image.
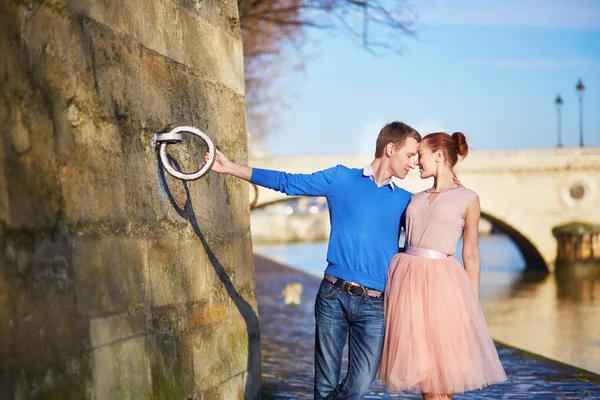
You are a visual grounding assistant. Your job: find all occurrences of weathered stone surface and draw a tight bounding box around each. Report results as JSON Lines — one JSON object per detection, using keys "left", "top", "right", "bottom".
{"left": 191, "top": 321, "right": 249, "bottom": 389}
{"left": 92, "top": 337, "right": 153, "bottom": 400}
{"left": 177, "top": 0, "right": 242, "bottom": 37}
{"left": 148, "top": 238, "right": 215, "bottom": 307}
{"left": 214, "top": 373, "right": 246, "bottom": 400}
{"left": 0, "top": 135, "right": 10, "bottom": 226}
{"left": 19, "top": 4, "right": 94, "bottom": 104}
{"left": 9, "top": 110, "right": 32, "bottom": 154}
{"left": 0, "top": 229, "right": 93, "bottom": 399}
{"left": 73, "top": 237, "right": 150, "bottom": 316}
{"left": 179, "top": 8, "right": 245, "bottom": 95}
{"left": 148, "top": 310, "right": 196, "bottom": 398}
{"left": 68, "top": 0, "right": 244, "bottom": 94}
{"left": 90, "top": 311, "right": 148, "bottom": 348}
{"left": 60, "top": 120, "right": 128, "bottom": 225}
{"left": 2, "top": 0, "right": 258, "bottom": 398}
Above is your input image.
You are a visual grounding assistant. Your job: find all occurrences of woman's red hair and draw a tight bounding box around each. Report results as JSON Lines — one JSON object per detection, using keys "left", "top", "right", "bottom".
{"left": 422, "top": 132, "right": 469, "bottom": 167}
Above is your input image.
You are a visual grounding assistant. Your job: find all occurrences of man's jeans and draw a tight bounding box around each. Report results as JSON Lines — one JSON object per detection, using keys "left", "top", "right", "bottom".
{"left": 314, "top": 279, "right": 385, "bottom": 400}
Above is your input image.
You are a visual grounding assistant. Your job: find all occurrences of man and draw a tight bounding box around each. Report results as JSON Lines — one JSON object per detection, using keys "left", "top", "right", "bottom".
{"left": 207, "top": 121, "right": 420, "bottom": 399}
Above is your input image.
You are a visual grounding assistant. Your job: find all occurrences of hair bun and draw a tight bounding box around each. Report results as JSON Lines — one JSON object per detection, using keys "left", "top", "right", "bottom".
{"left": 452, "top": 132, "right": 469, "bottom": 157}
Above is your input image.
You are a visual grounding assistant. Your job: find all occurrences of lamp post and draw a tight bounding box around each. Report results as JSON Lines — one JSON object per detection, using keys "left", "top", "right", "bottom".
{"left": 555, "top": 94, "right": 563, "bottom": 147}
{"left": 576, "top": 79, "right": 585, "bottom": 147}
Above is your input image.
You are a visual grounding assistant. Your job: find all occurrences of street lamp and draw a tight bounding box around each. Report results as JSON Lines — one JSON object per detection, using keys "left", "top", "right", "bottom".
{"left": 555, "top": 94, "right": 563, "bottom": 147}
{"left": 576, "top": 79, "right": 585, "bottom": 147}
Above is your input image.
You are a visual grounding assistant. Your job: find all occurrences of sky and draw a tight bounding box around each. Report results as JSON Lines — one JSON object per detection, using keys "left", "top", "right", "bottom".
{"left": 258, "top": 0, "right": 600, "bottom": 155}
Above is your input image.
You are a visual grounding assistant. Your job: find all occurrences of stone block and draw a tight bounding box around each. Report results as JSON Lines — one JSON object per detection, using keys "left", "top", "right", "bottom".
{"left": 0, "top": 232, "right": 95, "bottom": 399}
{"left": 4, "top": 107, "right": 62, "bottom": 230}
{"left": 179, "top": 76, "right": 248, "bottom": 149}
{"left": 230, "top": 233, "right": 255, "bottom": 288}
{"left": 90, "top": 310, "right": 148, "bottom": 348}
{"left": 120, "top": 0, "right": 187, "bottom": 63}
{"left": 10, "top": 357, "right": 93, "bottom": 400}
{"left": 70, "top": 0, "right": 186, "bottom": 65}
{"left": 73, "top": 237, "right": 150, "bottom": 316}
{"left": 179, "top": 9, "right": 245, "bottom": 95}
{"left": 177, "top": 0, "right": 242, "bottom": 37}
{"left": 92, "top": 336, "right": 152, "bottom": 400}
{"left": 19, "top": 4, "right": 95, "bottom": 104}
{"left": 148, "top": 239, "right": 216, "bottom": 307}
{"left": 211, "top": 373, "right": 245, "bottom": 400}
{"left": 59, "top": 120, "right": 127, "bottom": 225}
{"left": 186, "top": 301, "right": 229, "bottom": 330}
{"left": 148, "top": 331, "right": 194, "bottom": 399}
{"left": 84, "top": 20, "right": 174, "bottom": 130}
{"left": 69, "top": 0, "right": 244, "bottom": 95}
{"left": 0, "top": 82, "right": 63, "bottom": 230}
{"left": 191, "top": 321, "right": 249, "bottom": 390}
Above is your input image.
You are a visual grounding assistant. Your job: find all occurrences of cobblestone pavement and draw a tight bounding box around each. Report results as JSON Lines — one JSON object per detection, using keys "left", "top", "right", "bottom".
{"left": 254, "top": 255, "right": 600, "bottom": 400}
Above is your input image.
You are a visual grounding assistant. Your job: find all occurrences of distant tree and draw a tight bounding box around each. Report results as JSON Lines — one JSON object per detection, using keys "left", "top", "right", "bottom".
{"left": 238, "top": 0, "right": 417, "bottom": 138}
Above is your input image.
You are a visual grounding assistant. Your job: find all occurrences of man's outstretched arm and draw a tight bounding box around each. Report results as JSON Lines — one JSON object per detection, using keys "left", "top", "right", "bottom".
{"left": 206, "top": 149, "right": 252, "bottom": 181}
{"left": 206, "top": 149, "right": 338, "bottom": 197}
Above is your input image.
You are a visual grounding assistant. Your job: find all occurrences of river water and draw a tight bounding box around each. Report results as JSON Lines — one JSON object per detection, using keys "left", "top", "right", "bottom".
{"left": 254, "top": 234, "right": 600, "bottom": 375}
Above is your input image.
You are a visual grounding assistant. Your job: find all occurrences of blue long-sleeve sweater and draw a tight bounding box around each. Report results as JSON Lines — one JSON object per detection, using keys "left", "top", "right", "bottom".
{"left": 250, "top": 165, "right": 412, "bottom": 291}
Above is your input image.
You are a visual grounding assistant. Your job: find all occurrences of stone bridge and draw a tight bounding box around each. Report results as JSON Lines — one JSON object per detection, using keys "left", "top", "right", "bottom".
{"left": 248, "top": 148, "right": 600, "bottom": 271}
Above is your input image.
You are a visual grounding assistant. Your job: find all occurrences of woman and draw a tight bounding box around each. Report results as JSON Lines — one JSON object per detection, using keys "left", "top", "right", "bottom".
{"left": 378, "top": 132, "right": 507, "bottom": 399}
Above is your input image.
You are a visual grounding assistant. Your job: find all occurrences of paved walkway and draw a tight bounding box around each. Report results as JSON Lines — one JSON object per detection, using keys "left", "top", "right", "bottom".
{"left": 254, "top": 254, "right": 600, "bottom": 400}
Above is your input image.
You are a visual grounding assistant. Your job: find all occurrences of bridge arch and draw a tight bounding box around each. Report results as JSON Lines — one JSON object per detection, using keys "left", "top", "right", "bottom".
{"left": 480, "top": 211, "right": 547, "bottom": 271}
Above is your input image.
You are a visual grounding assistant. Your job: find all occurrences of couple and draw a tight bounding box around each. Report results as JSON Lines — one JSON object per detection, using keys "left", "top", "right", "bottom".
{"left": 208, "top": 121, "right": 507, "bottom": 399}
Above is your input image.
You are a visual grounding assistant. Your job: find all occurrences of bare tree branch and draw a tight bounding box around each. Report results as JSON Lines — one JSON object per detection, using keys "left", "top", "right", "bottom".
{"left": 239, "top": 0, "right": 418, "bottom": 138}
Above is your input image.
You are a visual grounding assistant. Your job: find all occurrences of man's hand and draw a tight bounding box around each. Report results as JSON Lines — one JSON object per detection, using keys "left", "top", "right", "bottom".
{"left": 205, "top": 149, "right": 253, "bottom": 181}
{"left": 205, "top": 149, "right": 231, "bottom": 174}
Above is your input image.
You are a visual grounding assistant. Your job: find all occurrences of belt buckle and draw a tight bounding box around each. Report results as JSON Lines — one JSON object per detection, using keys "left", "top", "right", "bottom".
{"left": 347, "top": 282, "right": 366, "bottom": 297}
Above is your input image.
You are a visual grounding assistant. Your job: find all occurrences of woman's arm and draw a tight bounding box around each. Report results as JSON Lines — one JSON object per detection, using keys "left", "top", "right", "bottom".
{"left": 462, "top": 196, "right": 481, "bottom": 299}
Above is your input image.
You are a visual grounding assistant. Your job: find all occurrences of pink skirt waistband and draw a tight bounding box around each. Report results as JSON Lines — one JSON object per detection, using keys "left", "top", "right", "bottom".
{"left": 405, "top": 246, "right": 449, "bottom": 259}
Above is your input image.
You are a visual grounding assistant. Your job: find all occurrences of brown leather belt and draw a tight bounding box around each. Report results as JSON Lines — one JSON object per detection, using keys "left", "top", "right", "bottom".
{"left": 324, "top": 274, "right": 384, "bottom": 299}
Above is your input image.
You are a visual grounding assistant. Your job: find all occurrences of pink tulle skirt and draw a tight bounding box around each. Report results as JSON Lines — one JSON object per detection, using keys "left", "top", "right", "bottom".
{"left": 377, "top": 253, "right": 507, "bottom": 394}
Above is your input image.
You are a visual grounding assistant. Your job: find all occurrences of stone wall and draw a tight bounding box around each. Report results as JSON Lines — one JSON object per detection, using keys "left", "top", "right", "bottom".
{"left": 0, "top": 1, "right": 259, "bottom": 399}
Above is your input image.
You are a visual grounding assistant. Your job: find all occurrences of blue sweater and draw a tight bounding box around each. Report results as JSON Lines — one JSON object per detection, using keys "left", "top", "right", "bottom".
{"left": 250, "top": 165, "right": 412, "bottom": 291}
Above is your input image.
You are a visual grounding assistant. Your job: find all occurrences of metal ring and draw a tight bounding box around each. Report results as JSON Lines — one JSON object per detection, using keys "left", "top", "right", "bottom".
{"left": 155, "top": 132, "right": 183, "bottom": 144}
{"left": 158, "top": 126, "right": 215, "bottom": 181}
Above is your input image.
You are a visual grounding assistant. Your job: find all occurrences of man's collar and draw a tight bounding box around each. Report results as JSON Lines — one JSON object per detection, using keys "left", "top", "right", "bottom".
{"left": 363, "top": 164, "right": 395, "bottom": 191}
